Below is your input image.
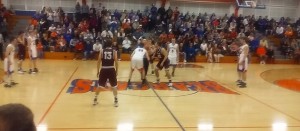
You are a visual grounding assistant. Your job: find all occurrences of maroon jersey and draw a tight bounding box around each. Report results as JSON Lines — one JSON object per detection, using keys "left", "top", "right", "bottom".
{"left": 98, "top": 47, "right": 117, "bottom": 87}
{"left": 155, "top": 47, "right": 170, "bottom": 70}
{"left": 156, "top": 47, "right": 165, "bottom": 61}
{"left": 101, "top": 47, "right": 115, "bottom": 67}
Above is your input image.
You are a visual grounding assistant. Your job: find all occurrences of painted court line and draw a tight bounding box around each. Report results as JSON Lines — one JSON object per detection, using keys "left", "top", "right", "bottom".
{"left": 147, "top": 80, "right": 186, "bottom": 131}
{"left": 205, "top": 74, "right": 300, "bottom": 123}
{"left": 48, "top": 126, "right": 181, "bottom": 130}
{"left": 47, "top": 125, "right": 300, "bottom": 130}
{"left": 38, "top": 67, "right": 79, "bottom": 124}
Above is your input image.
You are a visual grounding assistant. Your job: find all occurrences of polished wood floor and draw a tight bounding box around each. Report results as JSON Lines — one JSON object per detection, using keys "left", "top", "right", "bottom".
{"left": 1, "top": 60, "right": 300, "bottom": 131}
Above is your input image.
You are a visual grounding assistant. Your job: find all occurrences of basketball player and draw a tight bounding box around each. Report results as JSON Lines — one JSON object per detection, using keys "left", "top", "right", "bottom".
{"left": 27, "top": 29, "right": 39, "bottom": 74}
{"left": 148, "top": 40, "right": 157, "bottom": 75}
{"left": 3, "top": 37, "right": 18, "bottom": 88}
{"left": 94, "top": 39, "right": 119, "bottom": 107}
{"left": 236, "top": 37, "right": 249, "bottom": 88}
{"left": 167, "top": 38, "right": 179, "bottom": 77}
{"left": 153, "top": 41, "right": 172, "bottom": 87}
{"left": 143, "top": 39, "right": 154, "bottom": 75}
{"left": 128, "top": 42, "right": 150, "bottom": 87}
{"left": 17, "top": 31, "right": 26, "bottom": 74}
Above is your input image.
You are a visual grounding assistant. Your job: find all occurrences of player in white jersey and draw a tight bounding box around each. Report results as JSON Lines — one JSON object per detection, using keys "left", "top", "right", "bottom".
{"left": 128, "top": 43, "right": 150, "bottom": 87}
{"left": 27, "top": 29, "right": 39, "bottom": 74}
{"left": 236, "top": 37, "right": 249, "bottom": 88}
{"left": 167, "top": 38, "right": 179, "bottom": 77}
{"left": 3, "top": 37, "right": 18, "bottom": 87}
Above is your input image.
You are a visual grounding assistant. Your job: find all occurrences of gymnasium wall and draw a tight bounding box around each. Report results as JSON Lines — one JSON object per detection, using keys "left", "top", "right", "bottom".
{"left": 240, "top": 0, "right": 299, "bottom": 21}
{"left": 7, "top": 0, "right": 231, "bottom": 16}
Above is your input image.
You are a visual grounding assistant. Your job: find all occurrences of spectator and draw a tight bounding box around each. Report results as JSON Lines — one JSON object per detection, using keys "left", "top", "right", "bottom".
{"left": 48, "top": 24, "right": 56, "bottom": 32}
{"left": 132, "top": 27, "right": 144, "bottom": 45}
{"left": 178, "top": 42, "right": 186, "bottom": 63}
{"left": 109, "top": 17, "right": 118, "bottom": 33}
{"left": 101, "top": 29, "right": 113, "bottom": 38}
{"left": 75, "top": 2, "right": 81, "bottom": 23}
{"left": 0, "top": 103, "right": 36, "bottom": 131}
{"left": 284, "top": 25, "right": 294, "bottom": 38}
{"left": 81, "top": 2, "right": 89, "bottom": 20}
{"left": 53, "top": 10, "right": 60, "bottom": 25}
{"left": 92, "top": 39, "right": 102, "bottom": 59}
{"left": 69, "top": 37, "right": 79, "bottom": 52}
{"left": 112, "top": 41, "right": 120, "bottom": 60}
{"left": 63, "top": 31, "right": 73, "bottom": 47}
{"left": 57, "top": 35, "right": 67, "bottom": 52}
{"left": 276, "top": 25, "right": 284, "bottom": 38}
{"left": 74, "top": 39, "right": 84, "bottom": 60}
{"left": 122, "top": 37, "right": 132, "bottom": 53}
{"left": 37, "top": 39, "right": 44, "bottom": 58}
{"left": 267, "top": 46, "right": 275, "bottom": 64}
{"left": 83, "top": 40, "right": 93, "bottom": 60}
{"left": 83, "top": 30, "right": 93, "bottom": 41}
{"left": 213, "top": 44, "right": 224, "bottom": 63}
{"left": 185, "top": 42, "right": 196, "bottom": 62}
{"left": 206, "top": 44, "right": 213, "bottom": 63}
{"left": 256, "top": 44, "right": 267, "bottom": 64}
{"left": 117, "top": 29, "right": 126, "bottom": 45}
{"left": 200, "top": 40, "right": 208, "bottom": 55}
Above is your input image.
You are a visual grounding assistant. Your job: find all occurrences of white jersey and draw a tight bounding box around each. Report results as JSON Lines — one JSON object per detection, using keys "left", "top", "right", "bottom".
{"left": 132, "top": 47, "right": 147, "bottom": 60}
{"left": 27, "top": 35, "right": 37, "bottom": 49}
{"left": 7, "top": 44, "right": 15, "bottom": 62}
{"left": 168, "top": 43, "right": 178, "bottom": 58}
{"left": 27, "top": 35, "right": 38, "bottom": 58}
{"left": 4, "top": 44, "right": 15, "bottom": 72}
{"left": 238, "top": 44, "right": 249, "bottom": 71}
{"left": 239, "top": 44, "right": 249, "bottom": 58}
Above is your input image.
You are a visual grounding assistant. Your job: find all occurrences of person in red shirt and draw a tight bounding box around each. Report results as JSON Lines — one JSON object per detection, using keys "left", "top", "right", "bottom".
{"left": 37, "top": 39, "right": 44, "bottom": 58}
{"left": 167, "top": 32, "right": 175, "bottom": 42}
{"left": 212, "top": 19, "right": 220, "bottom": 29}
{"left": 159, "top": 32, "right": 168, "bottom": 43}
{"left": 73, "top": 39, "right": 84, "bottom": 60}
{"left": 56, "top": 35, "right": 67, "bottom": 52}
{"left": 229, "top": 28, "right": 237, "bottom": 40}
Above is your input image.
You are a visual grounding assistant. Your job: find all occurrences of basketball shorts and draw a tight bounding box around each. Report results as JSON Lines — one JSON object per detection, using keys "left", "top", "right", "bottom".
{"left": 4, "top": 58, "right": 14, "bottom": 74}
{"left": 237, "top": 58, "right": 248, "bottom": 72}
{"left": 168, "top": 56, "right": 177, "bottom": 65}
{"left": 131, "top": 58, "right": 144, "bottom": 69}
{"left": 98, "top": 68, "right": 117, "bottom": 87}
{"left": 156, "top": 59, "right": 170, "bottom": 70}
{"left": 30, "top": 48, "right": 38, "bottom": 59}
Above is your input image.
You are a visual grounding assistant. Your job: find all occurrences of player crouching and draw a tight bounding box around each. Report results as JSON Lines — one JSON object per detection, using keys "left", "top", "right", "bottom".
{"left": 153, "top": 42, "right": 172, "bottom": 87}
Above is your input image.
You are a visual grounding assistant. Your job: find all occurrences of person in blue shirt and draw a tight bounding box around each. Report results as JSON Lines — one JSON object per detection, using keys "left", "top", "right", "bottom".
{"left": 185, "top": 42, "right": 196, "bottom": 62}
{"left": 84, "top": 40, "right": 93, "bottom": 60}
{"left": 63, "top": 31, "right": 73, "bottom": 48}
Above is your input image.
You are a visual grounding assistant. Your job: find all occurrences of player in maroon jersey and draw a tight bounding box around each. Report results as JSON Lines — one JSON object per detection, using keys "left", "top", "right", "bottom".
{"left": 153, "top": 41, "right": 172, "bottom": 87}
{"left": 93, "top": 39, "right": 119, "bottom": 107}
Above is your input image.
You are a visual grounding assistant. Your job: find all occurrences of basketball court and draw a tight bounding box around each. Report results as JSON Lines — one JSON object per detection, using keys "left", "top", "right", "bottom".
{"left": 1, "top": 60, "right": 300, "bottom": 131}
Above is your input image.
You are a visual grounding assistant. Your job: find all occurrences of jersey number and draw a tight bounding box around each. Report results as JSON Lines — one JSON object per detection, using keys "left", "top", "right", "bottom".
{"left": 104, "top": 52, "right": 112, "bottom": 60}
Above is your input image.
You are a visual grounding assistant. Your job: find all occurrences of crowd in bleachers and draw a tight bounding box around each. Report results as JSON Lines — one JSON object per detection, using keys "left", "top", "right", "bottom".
{"left": 3, "top": 1, "right": 300, "bottom": 63}
{"left": 0, "top": 3, "right": 14, "bottom": 60}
